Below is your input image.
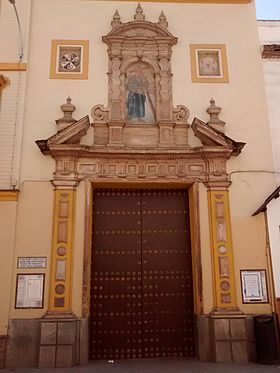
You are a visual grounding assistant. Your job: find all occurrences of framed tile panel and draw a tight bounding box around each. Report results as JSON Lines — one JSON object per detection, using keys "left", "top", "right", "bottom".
{"left": 190, "top": 44, "right": 229, "bottom": 83}
{"left": 50, "top": 40, "right": 89, "bottom": 80}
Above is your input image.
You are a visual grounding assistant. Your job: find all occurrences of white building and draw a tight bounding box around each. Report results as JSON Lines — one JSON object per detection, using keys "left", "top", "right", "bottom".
{"left": 257, "top": 20, "right": 280, "bottom": 314}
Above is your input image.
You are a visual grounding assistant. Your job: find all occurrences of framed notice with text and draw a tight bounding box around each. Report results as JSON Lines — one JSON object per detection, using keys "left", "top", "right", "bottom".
{"left": 240, "top": 270, "right": 268, "bottom": 304}
{"left": 190, "top": 44, "right": 229, "bottom": 83}
{"left": 17, "top": 257, "right": 47, "bottom": 269}
{"left": 15, "top": 274, "right": 45, "bottom": 309}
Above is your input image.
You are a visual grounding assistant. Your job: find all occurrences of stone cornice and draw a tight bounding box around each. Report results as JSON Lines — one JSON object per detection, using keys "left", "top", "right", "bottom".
{"left": 40, "top": 143, "right": 233, "bottom": 160}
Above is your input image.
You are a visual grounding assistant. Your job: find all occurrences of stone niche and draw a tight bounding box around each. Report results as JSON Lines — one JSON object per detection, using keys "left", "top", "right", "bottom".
{"left": 91, "top": 4, "right": 190, "bottom": 148}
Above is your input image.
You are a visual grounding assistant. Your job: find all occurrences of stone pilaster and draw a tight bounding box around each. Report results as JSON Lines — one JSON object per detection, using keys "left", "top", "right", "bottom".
{"left": 39, "top": 182, "right": 78, "bottom": 368}
{"left": 207, "top": 185, "right": 238, "bottom": 311}
{"left": 48, "top": 186, "right": 76, "bottom": 313}
{"left": 207, "top": 184, "right": 249, "bottom": 363}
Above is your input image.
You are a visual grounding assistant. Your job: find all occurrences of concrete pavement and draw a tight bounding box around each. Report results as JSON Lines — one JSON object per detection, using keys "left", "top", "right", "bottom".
{"left": 2, "top": 358, "right": 280, "bottom": 373}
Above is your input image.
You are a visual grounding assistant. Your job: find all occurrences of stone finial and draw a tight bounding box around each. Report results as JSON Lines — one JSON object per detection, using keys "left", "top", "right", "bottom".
{"left": 158, "top": 11, "right": 168, "bottom": 28}
{"left": 134, "top": 3, "right": 145, "bottom": 21}
{"left": 55, "top": 97, "right": 77, "bottom": 132}
{"left": 111, "top": 9, "right": 122, "bottom": 29}
{"left": 206, "top": 98, "right": 226, "bottom": 133}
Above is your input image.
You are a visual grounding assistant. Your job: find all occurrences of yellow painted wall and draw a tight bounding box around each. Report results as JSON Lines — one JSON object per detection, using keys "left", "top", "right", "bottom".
{"left": 229, "top": 173, "right": 275, "bottom": 314}
{"left": 9, "top": 182, "right": 53, "bottom": 319}
{"left": 0, "top": 201, "right": 17, "bottom": 334}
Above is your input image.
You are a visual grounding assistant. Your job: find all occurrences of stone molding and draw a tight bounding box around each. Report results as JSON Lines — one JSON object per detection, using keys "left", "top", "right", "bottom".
{"left": 262, "top": 44, "right": 280, "bottom": 59}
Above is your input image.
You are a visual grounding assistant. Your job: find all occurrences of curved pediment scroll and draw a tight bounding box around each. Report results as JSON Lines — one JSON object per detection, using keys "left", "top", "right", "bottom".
{"left": 91, "top": 3, "right": 190, "bottom": 148}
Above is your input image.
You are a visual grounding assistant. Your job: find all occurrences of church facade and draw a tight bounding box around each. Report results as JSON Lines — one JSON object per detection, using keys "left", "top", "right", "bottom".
{"left": 0, "top": 0, "right": 277, "bottom": 368}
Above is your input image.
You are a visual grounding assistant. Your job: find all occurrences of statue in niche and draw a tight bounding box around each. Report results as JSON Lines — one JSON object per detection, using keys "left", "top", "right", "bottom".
{"left": 125, "top": 63, "right": 156, "bottom": 123}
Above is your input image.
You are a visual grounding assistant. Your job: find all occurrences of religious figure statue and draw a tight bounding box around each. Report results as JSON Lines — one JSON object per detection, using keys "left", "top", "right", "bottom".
{"left": 126, "top": 69, "right": 155, "bottom": 122}
{"left": 126, "top": 70, "right": 148, "bottom": 121}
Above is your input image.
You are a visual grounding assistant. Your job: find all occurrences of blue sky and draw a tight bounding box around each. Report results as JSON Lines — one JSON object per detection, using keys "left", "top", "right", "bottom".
{"left": 256, "top": 0, "right": 280, "bottom": 20}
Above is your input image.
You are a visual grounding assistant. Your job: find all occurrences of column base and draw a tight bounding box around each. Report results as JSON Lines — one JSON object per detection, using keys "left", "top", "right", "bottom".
{"left": 39, "top": 313, "right": 82, "bottom": 368}
{"left": 209, "top": 313, "right": 249, "bottom": 363}
{"left": 210, "top": 307, "right": 243, "bottom": 315}
{"left": 196, "top": 313, "right": 256, "bottom": 363}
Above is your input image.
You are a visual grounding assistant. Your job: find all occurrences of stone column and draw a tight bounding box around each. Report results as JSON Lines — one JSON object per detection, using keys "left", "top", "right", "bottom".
{"left": 39, "top": 182, "right": 79, "bottom": 368}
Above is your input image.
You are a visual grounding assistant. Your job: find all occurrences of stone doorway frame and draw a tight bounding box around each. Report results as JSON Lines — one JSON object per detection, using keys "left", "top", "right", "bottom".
{"left": 35, "top": 105, "right": 246, "bottom": 366}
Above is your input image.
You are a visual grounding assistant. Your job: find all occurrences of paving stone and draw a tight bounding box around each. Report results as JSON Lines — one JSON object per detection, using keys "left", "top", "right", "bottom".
{"left": 2, "top": 358, "right": 280, "bottom": 373}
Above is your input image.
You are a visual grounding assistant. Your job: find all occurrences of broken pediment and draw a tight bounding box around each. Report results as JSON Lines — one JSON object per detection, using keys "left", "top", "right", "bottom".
{"left": 36, "top": 97, "right": 90, "bottom": 155}
{"left": 192, "top": 100, "right": 245, "bottom": 156}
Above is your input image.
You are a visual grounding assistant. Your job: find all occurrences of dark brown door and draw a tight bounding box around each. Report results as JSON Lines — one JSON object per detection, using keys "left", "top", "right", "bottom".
{"left": 90, "top": 189, "right": 194, "bottom": 360}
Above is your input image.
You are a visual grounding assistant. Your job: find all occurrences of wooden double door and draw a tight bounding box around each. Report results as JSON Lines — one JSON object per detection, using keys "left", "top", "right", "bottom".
{"left": 90, "top": 188, "right": 194, "bottom": 360}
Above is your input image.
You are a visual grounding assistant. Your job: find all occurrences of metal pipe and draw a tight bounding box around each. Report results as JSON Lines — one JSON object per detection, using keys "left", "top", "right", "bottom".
{"left": 8, "top": 0, "right": 24, "bottom": 61}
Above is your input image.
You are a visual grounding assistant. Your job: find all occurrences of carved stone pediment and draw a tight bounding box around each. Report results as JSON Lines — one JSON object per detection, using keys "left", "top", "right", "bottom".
{"left": 192, "top": 117, "right": 245, "bottom": 156}
{"left": 104, "top": 21, "right": 175, "bottom": 39}
{"left": 91, "top": 4, "right": 189, "bottom": 149}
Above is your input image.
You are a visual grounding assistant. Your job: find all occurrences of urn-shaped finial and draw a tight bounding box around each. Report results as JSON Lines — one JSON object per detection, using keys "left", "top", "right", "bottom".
{"left": 111, "top": 9, "right": 122, "bottom": 29}
{"left": 134, "top": 3, "right": 145, "bottom": 21}
{"left": 55, "top": 97, "right": 77, "bottom": 132}
{"left": 158, "top": 11, "right": 168, "bottom": 28}
{"left": 206, "top": 98, "right": 225, "bottom": 133}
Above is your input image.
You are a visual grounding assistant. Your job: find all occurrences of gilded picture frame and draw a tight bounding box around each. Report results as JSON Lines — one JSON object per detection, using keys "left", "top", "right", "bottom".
{"left": 50, "top": 40, "right": 89, "bottom": 80}
{"left": 190, "top": 44, "right": 229, "bottom": 83}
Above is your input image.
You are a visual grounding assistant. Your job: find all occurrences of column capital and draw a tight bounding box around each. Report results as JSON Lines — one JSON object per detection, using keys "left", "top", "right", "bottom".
{"left": 205, "top": 180, "right": 231, "bottom": 191}
{"left": 52, "top": 179, "right": 80, "bottom": 190}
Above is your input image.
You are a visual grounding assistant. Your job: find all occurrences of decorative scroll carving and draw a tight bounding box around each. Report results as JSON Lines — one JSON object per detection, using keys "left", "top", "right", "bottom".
{"left": 173, "top": 105, "right": 190, "bottom": 125}
{"left": 91, "top": 105, "right": 109, "bottom": 123}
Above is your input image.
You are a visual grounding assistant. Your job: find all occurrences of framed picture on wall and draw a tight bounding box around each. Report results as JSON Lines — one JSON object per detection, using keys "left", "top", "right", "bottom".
{"left": 15, "top": 274, "right": 45, "bottom": 309}
{"left": 190, "top": 44, "right": 229, "bottom": 83}
{"left": 240, "top": 270, "right": 268, "bottom": 304}
{"left": 50, "top": 40, "right": 89, "bottom": 79}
